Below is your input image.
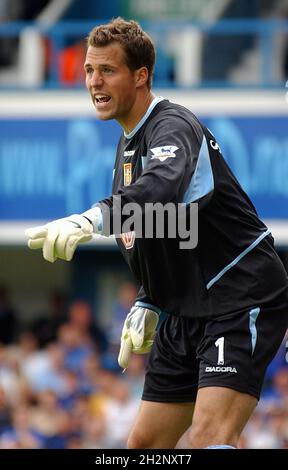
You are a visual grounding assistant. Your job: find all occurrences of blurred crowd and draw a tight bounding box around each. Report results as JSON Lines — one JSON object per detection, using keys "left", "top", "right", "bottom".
{"left": 0, "top": 284, "right": 287, "bottom": 448}
{"left": 0, "top": 283, "right": 145, "bottom": 449}
{"left": 1, "top": 0, "right": 288, "bottom": 87}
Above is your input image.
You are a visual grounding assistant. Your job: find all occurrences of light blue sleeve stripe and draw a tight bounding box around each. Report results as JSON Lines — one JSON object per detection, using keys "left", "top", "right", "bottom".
{"left": 249, "top": 307, "right": 260, "bottom": 355}
{"left": 206, "top": 228, "right": 271, "bottom": 290}
{"left": 183, "top": 135, "right": 214, "bottom": 203}
{"left": 134, "top": 301, "right": 162, "bottom": 315}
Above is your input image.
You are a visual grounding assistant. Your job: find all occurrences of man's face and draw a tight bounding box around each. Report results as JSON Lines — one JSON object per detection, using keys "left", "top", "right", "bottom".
{"left": 84, "top": 43, "right": 138, "bottom": 125}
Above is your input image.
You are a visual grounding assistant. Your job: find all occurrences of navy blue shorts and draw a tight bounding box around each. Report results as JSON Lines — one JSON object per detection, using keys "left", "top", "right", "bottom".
{"left": 142, "top": 305, "right": 288, "bottom": 402}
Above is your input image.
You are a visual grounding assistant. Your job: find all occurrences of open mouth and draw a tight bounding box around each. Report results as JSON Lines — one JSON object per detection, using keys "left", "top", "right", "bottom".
{"left": 94, "top": 94, "right": 111, "bottom": 105}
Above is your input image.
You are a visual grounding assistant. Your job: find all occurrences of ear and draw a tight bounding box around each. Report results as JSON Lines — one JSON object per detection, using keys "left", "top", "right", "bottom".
{"left": 135, "top": 67, "right": 149, "bottom": 88}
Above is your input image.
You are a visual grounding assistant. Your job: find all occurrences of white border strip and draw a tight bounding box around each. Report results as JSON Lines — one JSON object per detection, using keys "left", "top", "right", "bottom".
{"left": 0, "top": 220, "right": 287, "bottom": 246}
{"left": 0, "top": 89, "right": 287, "bottom": 117}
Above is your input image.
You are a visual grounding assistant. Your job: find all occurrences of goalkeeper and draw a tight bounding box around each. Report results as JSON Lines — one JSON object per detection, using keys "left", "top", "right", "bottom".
{"left": 26, "top": 18, "right": 288, "bottom": 449}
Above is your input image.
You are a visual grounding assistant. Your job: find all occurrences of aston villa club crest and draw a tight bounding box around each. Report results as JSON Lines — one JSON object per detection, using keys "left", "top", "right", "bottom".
{"left": 123, "top": 163, "right": 132, "bottom": 186}
{"left": 120, "top": 231, "right": 135, "bottom": 250}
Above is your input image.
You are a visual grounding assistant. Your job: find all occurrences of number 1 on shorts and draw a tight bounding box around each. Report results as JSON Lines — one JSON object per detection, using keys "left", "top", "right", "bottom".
{"left": 215, "top": 336, "right": 225, "bottom": 365}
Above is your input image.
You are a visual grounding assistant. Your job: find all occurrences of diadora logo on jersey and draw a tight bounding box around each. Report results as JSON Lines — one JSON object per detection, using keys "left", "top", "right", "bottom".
{"left": 124, "top": 150, "right": 135, "bottom": 157}
{"left": 209, "top": 139, "right": 222, "bottom": 152}
{"left": 209, "top": 140, "right": 220, "bottom": 150}
{"left": 205, "top": 366, "right": 237, "bottom": 373}
{"left": 206, "top": 128, "right": 222, "bottom": 153}
{"left": 120, "top": 231, "right": 135, "bottom": 250}
{"left": 123, "top": 163, "right": 132, "bottom": 186}
{"left": 150, "top": 146, "right": 179, "bottom": 162}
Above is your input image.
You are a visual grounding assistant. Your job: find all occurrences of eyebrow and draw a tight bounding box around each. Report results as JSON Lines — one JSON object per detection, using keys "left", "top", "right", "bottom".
{"left": 84, "top": 62, "right": 116, "bottom": 70}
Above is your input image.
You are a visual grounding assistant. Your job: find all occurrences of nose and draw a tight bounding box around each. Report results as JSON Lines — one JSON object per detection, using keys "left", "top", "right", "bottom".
{"left": 90, "top": 70, "right": 103, "bottom": 87}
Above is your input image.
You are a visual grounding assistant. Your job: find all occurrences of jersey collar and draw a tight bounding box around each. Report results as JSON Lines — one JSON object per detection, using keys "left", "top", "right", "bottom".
{"left": 124, "top": 96, "right": 164, "bottom": 140}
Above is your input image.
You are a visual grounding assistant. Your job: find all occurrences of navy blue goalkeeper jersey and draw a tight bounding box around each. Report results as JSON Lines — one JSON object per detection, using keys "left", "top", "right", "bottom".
{"left": 98, "top": 98, "right": 288, "bottom": 318}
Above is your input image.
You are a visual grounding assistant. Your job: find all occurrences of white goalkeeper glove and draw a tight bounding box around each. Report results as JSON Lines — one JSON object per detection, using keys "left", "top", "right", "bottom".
{"left": 25, "top": 214, "right": 93, "bottom": 263}
{"left": 118, "top": 305, "right": 159, "bottom": 369}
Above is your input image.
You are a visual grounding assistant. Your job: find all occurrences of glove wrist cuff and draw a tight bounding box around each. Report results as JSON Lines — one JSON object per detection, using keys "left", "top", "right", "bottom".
{"left": 81, "top": 207, "right": 103, "bottom": 234}
{"left": 134, "top": 301, "right": 161, "bottom": 316}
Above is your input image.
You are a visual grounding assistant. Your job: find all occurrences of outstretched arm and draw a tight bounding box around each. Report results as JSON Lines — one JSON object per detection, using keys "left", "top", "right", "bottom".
{"left": 25, "top": 207, "right": 103, "bottom": 263}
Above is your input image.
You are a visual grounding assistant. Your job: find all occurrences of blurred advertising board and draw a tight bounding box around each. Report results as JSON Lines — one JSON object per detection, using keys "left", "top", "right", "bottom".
{"left": 0, "top": 117, "right": 286, "bottom": 219}
{"left": 0, "top": 90, "right": 287, "bottom": 244}
{"left": 0, "top": 118, "right": 119, "bottom": 219}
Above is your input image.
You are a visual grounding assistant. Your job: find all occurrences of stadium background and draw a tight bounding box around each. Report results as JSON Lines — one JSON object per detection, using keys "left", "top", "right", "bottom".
{"left": 0, "top": 0, "right": 287, "bottom": 449}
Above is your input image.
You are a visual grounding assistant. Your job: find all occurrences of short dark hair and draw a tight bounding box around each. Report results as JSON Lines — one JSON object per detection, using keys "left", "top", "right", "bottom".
{"left": 87, "top": 17, "right": 155, "bottom": 89}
